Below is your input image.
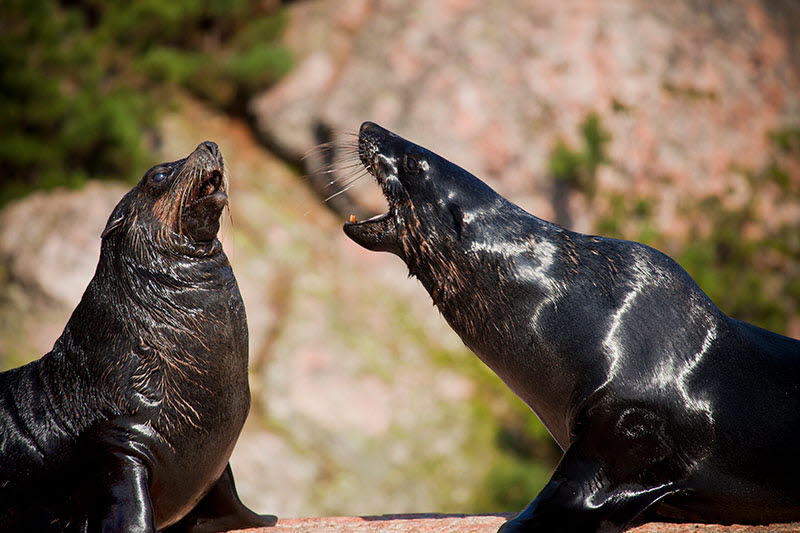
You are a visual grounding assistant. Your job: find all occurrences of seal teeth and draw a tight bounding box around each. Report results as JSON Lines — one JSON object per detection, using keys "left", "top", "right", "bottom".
{"left": 198, "top": 170, "right": 222, "bottom": 198}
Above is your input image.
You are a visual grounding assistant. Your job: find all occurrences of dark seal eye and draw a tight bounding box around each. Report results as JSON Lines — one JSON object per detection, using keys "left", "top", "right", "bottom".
{"left": 152, "top": 171, "right": 168, "bottom": 183}
{"left": 403, "top": 154, "right": 422, "bottom": 174}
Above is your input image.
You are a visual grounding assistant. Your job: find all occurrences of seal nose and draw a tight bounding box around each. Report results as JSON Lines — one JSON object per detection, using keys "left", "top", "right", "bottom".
{"left": 199, "top": 141, "right": 220, "bottom": 160}
{"left": 359, "top": 121, "right": 396, "bottom": 141}
{"left": 360, "top": 122, "right": 377, "bottom": 135}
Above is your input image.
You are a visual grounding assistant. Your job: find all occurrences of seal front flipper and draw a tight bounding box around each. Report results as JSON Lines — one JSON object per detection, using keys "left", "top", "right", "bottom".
{"left": 163, "top": 464, "right": 277, "bottom": 533}
{"left": 498, "top": 403, "right": 693, "bottom": 533}
{"left": 499, "top": 439, "right": 683, "bottom": 533}
{"left": 90, "top": 451, "right": 156, "bottom": 533}
{"left": 83, "top": 421, "right": 158, "bottom": 533}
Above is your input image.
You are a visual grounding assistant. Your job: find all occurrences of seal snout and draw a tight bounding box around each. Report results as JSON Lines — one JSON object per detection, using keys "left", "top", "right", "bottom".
{"left": 358, "top": 123, "right": 380, "bottom": 176}
{"left": 342, "top": 122, "right": 410, "bottom": 254}
{"left": 190, "top": 141, "right": 223, "bottom": 169}
{"left": 176, "top": 142, "right": 229, "bottom": 243}
{"left": 183, "top": 141, "right": 226, "bottom": 208}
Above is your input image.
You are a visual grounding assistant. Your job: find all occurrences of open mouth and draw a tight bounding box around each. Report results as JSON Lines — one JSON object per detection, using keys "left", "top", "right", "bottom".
{"left": 179, "top": 166, "right": 227, "bottom": 243}
{"left": 342, "top": 131, "right": 402, "bottom": 253}
{"left": 346, "top": 210, "right": 393, "bottom": 227}
{"left": 343, "top": 151, "right": 392, "bottom": 227}
{"left": 186, "top": 168, "right": 224, "bottom": 208}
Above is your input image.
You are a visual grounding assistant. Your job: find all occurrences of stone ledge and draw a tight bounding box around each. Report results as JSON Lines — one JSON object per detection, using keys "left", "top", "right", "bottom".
{"left": 232, "top": 514, "right": 800, "bottom": 532}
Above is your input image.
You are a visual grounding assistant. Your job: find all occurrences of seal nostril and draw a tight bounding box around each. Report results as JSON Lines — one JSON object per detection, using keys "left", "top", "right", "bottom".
{"left": 201, "top": 141, "right": 219, "bottom": 159}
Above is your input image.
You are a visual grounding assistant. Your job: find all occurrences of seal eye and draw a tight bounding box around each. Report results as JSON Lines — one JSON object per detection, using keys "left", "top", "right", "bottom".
{"left": 403, "top": 154, "right": 422, "bottom": 175}
{"left": 152, "top": 171, "right": 168, "bottom": 183}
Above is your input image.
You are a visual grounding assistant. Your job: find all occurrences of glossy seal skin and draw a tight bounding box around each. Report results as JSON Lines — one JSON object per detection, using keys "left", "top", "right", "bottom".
{"left": 0, "top": 143, "right": 277, "bottom": 532}
{"left": 344, "top": 122, "right": 800, "bottom": 532}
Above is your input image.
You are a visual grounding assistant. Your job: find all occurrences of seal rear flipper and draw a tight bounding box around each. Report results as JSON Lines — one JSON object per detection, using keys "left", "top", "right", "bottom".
{"left": 163, "top": 464, "right": 277, "bottom": 533}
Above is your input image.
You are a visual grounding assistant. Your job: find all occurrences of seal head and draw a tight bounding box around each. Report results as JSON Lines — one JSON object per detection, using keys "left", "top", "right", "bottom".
{"left": 344, "top": 122, "right": 510, "bottom": 259}
{"left": 102, "top": 141, "right": 228, "bottom": 249}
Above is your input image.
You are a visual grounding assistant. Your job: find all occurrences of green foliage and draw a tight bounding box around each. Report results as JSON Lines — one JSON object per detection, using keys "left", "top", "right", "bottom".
{"left": 678, "top": 196, "right": 799, "bottom": 334}
{"left": 429, "top": 347, "right": 560, "bottom": 512}
{"left": 0, "top": 0, "right": 291, "bottom": 206}
{"left": 549, "top": 140, "right": 583, "bottom": 186}
{"left": 595, "top": 172, "right": 800, "bottom": 335}
{"left": 581, "top": 112, "right": 610, "bottom": 172}
{"left": 473, "top": 455, "right": 551, "bottom": 513}
{"left": 768, "top": 126, "right": 800, "bottom": 155}
{"left": 548, "top": 112, "right": 610, "bottom": 196}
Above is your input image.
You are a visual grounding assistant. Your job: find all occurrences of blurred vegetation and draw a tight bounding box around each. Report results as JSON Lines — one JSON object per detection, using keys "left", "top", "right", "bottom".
{"left": 593, "top": 128, "right": 800, "bottom": 335}
{"left": 769, "top": 126, "right": 800, "bottom": 156}
{"left": 429, "top": 348, "right": 561, "bottom": 512}
{"left": 0, "top": 0, "right": 291, "bottom": 207}
{"left": 548, "top": 112, "right": 610, "bottom": 197}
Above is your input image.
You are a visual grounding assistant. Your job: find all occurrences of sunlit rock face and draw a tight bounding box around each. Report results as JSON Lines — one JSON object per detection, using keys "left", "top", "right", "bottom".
{"left": 253, "top": 0, "right": 800, "bottom": 236}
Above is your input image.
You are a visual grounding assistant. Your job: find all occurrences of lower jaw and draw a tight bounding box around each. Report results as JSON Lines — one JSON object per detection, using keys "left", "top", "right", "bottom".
{"left": 343, "top": 211, "right": 401, "bottom": 254}
{"left": 180, "top": 193, "right": 227, "bottom": 243}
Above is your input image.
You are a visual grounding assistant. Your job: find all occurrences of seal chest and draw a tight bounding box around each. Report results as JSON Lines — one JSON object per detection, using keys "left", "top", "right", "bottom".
{"left": 343, "top": 122, "right": 800, "bottom": 532}
{"left": 0, "top": 142, "right": 276, "bottom": 532}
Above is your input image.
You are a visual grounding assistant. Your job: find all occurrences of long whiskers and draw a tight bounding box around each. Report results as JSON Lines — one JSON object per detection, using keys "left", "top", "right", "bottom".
{"left": 305, "top": 133, "right": 367, "bottom": 194}
{"left": 302, "top": 128, "right": 371, "bottom": 217}
{"left": 322, "top": 168, "right": 371, "bottom": 203}
{"left": 178, "top": 163, "right": 202, "bottom": 236}
{"left": 221, "top": 164, "right": 233, "bottom": 239}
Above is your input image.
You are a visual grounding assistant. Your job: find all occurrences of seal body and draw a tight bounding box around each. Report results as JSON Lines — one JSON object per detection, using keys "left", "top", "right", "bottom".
{"left": 0, "top": 143, "right": 277, "bottom": 532}
{"left": 343, "top": 122, "right": 800, "bottom": 532}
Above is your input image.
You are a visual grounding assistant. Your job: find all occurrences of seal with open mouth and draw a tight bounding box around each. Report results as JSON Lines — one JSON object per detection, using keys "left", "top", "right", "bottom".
{"left": 344, "top": 122, "right": 800, "bottom": 532}
{"left": 0, "top": 142, "right": 277, "bottom": 532}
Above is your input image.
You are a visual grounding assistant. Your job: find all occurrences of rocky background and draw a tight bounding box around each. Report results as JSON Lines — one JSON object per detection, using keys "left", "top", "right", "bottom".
{"left": 1, "top": 0, "right": 799, "bottom": 526}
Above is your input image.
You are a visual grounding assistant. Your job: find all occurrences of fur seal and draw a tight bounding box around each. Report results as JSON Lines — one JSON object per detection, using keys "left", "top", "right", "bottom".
{"left": 343, "top": 122, "right": 800, "bottom": 532}
{"left": 0, "top": 142, "right": 277, "bottom": 532}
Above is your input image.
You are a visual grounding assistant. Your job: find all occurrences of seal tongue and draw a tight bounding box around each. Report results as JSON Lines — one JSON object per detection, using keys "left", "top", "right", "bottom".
{"left": 187, "top": 170, "right": 223, "bottom": 207}
{"left": 343, "top": 212, "right": 400, "bottom": 254}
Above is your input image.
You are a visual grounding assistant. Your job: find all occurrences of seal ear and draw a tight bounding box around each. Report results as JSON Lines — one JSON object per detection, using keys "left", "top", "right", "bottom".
{"left": 448, "top": 204, "right": 465, "bottom": 240}
{"left": 101, "top": 205, "right": 127, "bottom": 239}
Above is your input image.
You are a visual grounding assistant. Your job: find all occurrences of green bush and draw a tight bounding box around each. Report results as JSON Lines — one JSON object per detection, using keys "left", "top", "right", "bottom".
{"left": 548, "top": 112, "right": 610, "bottom": 196}
{"left": 595, "top": 180, "right": 800, "bottom": 336}
{"left": 0, "top": 0, "right": 291, "bottom": 206}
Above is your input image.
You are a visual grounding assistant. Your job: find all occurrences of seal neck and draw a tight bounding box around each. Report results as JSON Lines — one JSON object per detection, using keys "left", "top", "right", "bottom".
{"left": 404, "top": 215, "right": 583, "bottom": 447}
{"left": 51, "top": 229, "right": 246, "bottom": 431}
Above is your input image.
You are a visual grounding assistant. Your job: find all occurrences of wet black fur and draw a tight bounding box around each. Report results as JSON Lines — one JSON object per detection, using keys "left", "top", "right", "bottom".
{"left": 344, "top": 122, "right": 800, "bottom": 532}
{"left": 0, "top": 143, "right": 276, "bottom": 532}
